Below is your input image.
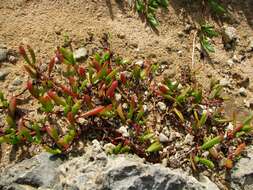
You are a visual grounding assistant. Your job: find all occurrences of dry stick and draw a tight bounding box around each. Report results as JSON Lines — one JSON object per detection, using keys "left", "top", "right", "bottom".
{"left": 191, "top": 31, "right": 197, "bottom": 69}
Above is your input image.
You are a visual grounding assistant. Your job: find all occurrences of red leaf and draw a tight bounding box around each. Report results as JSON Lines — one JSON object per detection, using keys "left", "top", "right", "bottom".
{"left": 159, "top": 84, "right": 169, "bottom": 94}
{"left": 68, "top": 77, "right": 76, "bottom": 87}
{"left": 60, "top": 85, "right": 78, "bottom": 98}
{"left": 92, "top": 60, "right": 101, "bottom": 72}
{"left": 120, "top": 72, "right": 127, "bottom": 85}
{"left": 78, "top": 66, "right": 86, "bottom": 77}
{"left": 48, "top": 57, "right": 56, "bottom": 77}
{"left": 234, "top": 143, "right": 246, "bottom": 157}
{"left": 55, "top": 47, "right": 64, "bottom": 63}
{"left": 19, "top": 46, "right": 26, "bottom": 56}
{"left": 106, "top": 81, "right": 118, "bottom": 98}
{"left": 24, "top": 65, "right": 37, "bottom": 78}
{"left": 47, "top": 90, "right": 66, "bottom": 106}
{"left": 83, "top": 94, "right": 91, "bottom": 104}
{"left": 67, "top": 112, "right": 75, "bottom": 124}
{"left": 8, "top": 97, "right": 17, "bottom": 118}
{"left": 79, "top": 106, "right": 105, "bottom": 118}
{"left": 27, "top": 81, "right": 39, "bottom": 98}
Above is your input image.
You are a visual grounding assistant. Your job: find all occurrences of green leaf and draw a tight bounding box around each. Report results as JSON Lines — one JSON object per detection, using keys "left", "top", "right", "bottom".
{"left": 45, "top": 146, "right": 62, "bottom": 155}
{"left": 241, "top": 124, "right": 253, "bottom": 132}
{"left": 201, "top": 135, "right": 223, "bottom": 150}
{"left": 146, "top": 141, "right": 162, "bottom": 153}
{"left": 208, "top": 0, "right": 226, "bottom": 15}
{"left": 58, "top": 129, "right": 76, "bottom": 148}
{"left": 209, "top": 84, "right": 223, "bottom": 99}
{"left": 191, "top": 90, "right": 202, "bottom": 103}
{"left": 27, "top": 45, "right": 36, "bottom": 64}
{"left": 136, "top": 106, "right": 145, "bottom": 122}
{"left": 147, "top": 13, "right": 159, "bottom": 27}
{"left": 30, "top": 123, "right": 42, "bottom": 144}
{"left": 201, "top": 24, "right": 219, "bottom": 38}
{"left": 173, "top": 108, "right": 185, "bottom": 123}
{"left": 160, "top": 0, "right": 169, "bottom": 8}
{"left": 102, "top": 52, "right": 110, "bottom": 63}
{"left": 105, "top": 68, "right": 118, "bottom": 83}
{"left": 136, "top": 0, "right": 145, "bottom": 13}
{"left": 71, "top": 100, "right": 82, "bottom": 116}
{"left": 60, "top": 47, "right": 76, "bottom": 65}
{"left": 113, "top": 143, "right": 122, "bottom": 154}
{"left": 243, "top": 114, "right": 253, "bottom": 126}
{"left": 140, "top": 133, "right": 154, "bottom": 142}
{"left": 6, "top": 116, "right": 16, "bottom": 128}
{"left": 19, "top": 129, "right": 33, "bottom": 142}
{"left": 199, "top": 110, "right": 208, "bottom": 127}
{"left": 120, "top": 145, "right": 131, "bottom": 153}
{"left": 166, "top": 80, "right": 178, "bottom": 91}
{"left": 194, "top": 156, "right": 215, "bottom": 169}
{"left": 201, "top": 37, "right": 215, "bottom": 53}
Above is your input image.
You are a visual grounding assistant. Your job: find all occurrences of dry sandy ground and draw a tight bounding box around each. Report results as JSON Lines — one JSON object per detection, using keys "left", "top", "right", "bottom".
{"left": 0, "top": 0, "right": 253, "bottom": 179}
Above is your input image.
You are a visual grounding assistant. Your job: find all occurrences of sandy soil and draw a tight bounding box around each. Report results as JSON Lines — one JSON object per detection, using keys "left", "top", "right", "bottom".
{"left": 0, "top": 0, "right": 253, "bottom": 184}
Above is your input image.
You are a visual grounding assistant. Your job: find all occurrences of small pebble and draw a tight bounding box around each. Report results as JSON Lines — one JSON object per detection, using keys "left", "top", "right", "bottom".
{"left": 122, "top": 103, "right": 128, "bottom": 109}
{"left": 103, "top": 143, "right": 116, "bottom": 154}
{"left": 0, "top": 70, "right": 9, "bottom": 80}
{"left": 157, "top": 102, "right": 166, "bottom": 111}
{"left": 238, "top": 87, "right": 247, "bottom": 97}
{"left": 12, "top": 78, "right": 23, "bottom": 86}
{"left": 159, "top": 133, "right": 169, "bottom": 143}
{"left": 0, "top": 48, "right": 8, "bottom": 62}
{"left": 115, "top": 93, "right": 122, "bottom": 101}
{"left": 135, "top": 60, "right": 144, "bottom": 67}
{"left": 8, "top": 55, "right": 17, "bottom": 63}
{"left": 227, "top": 59, "right": 234, "bottom": 67}
{"left": 184, "top": 134, "right": 194, "bottom": 145}
{"left": 222, "top": 26, "right": 237, "bottom": 44}
{"left": 73, "top": 47, "right": 87, "bottom": 61}
{"left": 220, "top": 78, "right": 230, "bottom": 87}
{"left": 143, "top": 105, "right": 148, "bottom": 112}
{"left": 117, "top": 126, "right": 129, "bottom": 137}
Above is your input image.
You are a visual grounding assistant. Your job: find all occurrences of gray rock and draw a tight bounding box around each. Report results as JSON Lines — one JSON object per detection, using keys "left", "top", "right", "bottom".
{"left": 0, "top": 70, "right": 9, "bottom": 80}
{"left": 184, "top": 134, "right": 194, "bottom": 145}
{"left": 237, "top": 77, "right": 250, "bottom": 88}
{"left": 8, "top": 55, "right": 18, "bottom": 63}
{"left": 227, "top": 59, "right": 234, "bottom": 66}
{"left": 73, "top": 47, "right": 87, "bottom": 61}
{"left": 244, "top": 98, "right": 253, "bottom": 109}
{"left": 231, "top": 147, "right": 253, "bottom": 190}
{"left": 157, "top": 101, "right": 166, "bottom": 111}
{"left": 159, "top": 133, "right": 169, "bottom": 143}
{"left": 12, "top": 77, "right": 23, "bottom": 86}
{"left": 117, "top": 33, "right": 126, "bottom": 39}
{"left": 222, "top": 26, "right": 237, "bottom": 44}
{"left": 135, "top": 60, "right": 144, "bottom": 67}
{"left": 117, "top": 126, "right": 129, "bottom": 137}
{"left": 58, "top": 149, "right": 219, "bottom": 190}
{"left": 247, "top": 37, "right": 253, "bottom": 51}
{"left": 238, "top": 87, "right": 247, "bottom": 97}
{"left": 0, "top": 152, "right": 63, "bottom": 189}
{"left": 220, "top": 78, "right": 230, "bottom": 87}
{"left": 0, "top": 48, "right": 8, "bottom": 62}
{"left": 0, "top": 146, "right": 219, "bottom": 190}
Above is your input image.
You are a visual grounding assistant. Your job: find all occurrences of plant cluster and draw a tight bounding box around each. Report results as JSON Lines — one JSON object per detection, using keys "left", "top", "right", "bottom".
{"left": 156, "top": 75, "right": 253, "bottom": 170}
{"left": 134, "top": 0, "right": 169, "bottom": 28}
{"left": 0, "top": 43, "right": 252, "bottom": 172}
{"left": 199, "top": 23, "right": 219, "bottom": 54}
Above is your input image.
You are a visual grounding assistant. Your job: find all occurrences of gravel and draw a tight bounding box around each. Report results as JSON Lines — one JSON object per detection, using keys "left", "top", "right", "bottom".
{"left": 159, "top": 133, "right": 169, "bottom": 143}
{"left": 157, "top": 101, "right": 166, "bottom": 111}
{"left": 73, "top": 47, "right": 87, "bottom": 61}
{"left": 0, "top": 48, "right": 8, "bottom": 62}
{"left": 0, "top": 70, "right": 9, "bottom": 80}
